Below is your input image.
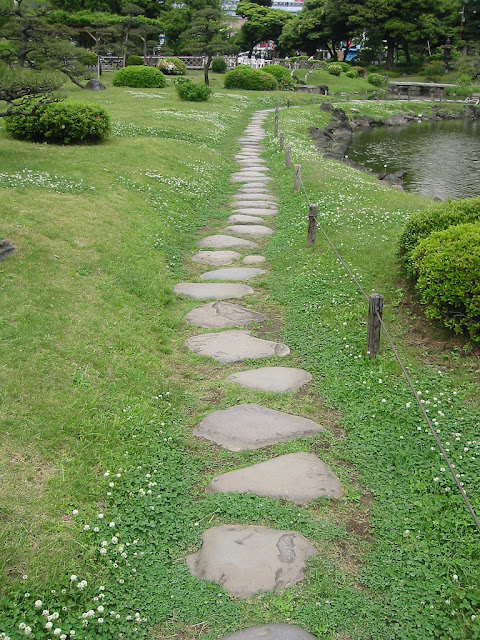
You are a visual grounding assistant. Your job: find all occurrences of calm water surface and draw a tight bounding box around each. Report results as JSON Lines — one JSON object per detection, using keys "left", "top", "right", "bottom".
{"left": 347, "top": 119, "right": 480, "bottom": 200}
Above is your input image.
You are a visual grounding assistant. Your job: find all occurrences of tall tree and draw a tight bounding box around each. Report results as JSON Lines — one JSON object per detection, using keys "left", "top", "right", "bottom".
{"left": 0, "top": 63, "right": 64, "bottom": 117}
{"left": 236, "top": 1, "right": 292, "bottom": 55}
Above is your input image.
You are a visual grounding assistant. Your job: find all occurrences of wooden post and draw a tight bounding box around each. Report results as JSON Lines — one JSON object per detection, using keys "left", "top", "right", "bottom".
{"left": 286, "top": 145, "right": 292, "bottom": 169}
{"left": 306, "top": 204, "right": 318, "bottom": 247}
{"left": 274, "top": 105, "right": 279, "bottom": 138}
{"left": 279, "top": 132, "right": 285, "bottom": 151}
{"left": 294, "top": 164, "right": 301, "bottom": 194}
{"left": 346, "top": 93, "right": 350, "bottom": 102}
{"left": 287, "top": 99, "right": 290, "bottom": 108}
{"left": 367, "top": 293, "right": 384, "bottom": 358}
{"left": 365, "top": 90, "right": 368, "bottom": 100}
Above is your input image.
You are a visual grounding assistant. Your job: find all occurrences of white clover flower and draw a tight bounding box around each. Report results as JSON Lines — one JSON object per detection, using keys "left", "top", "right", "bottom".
{"left": 54, "top": 629, "right": 62, "bottom": 637}
{"left": 42, "top": 610, "right": 49, "bottom": 616}
{"left": 100, "top": 548, "right": 107, "bottom": 556}
{"left": 24, "top": 628, "right": 32, "bottom": 636}
{"left": 452, "top": 574, "right": 459, "bottom": 581}
{"left": 35, "top": 600, "right": 42, "bottom": 608}
{"left": 45, "top": 622, "right": 53, "bottom": 630}
{"left": 70, "top": 575, "right": 77, "bottom": 582}
{"left": 70, "top": 632, "right": 75, "bottom": 637}
{"left": 83, "top": 525, "right": 90, "bottom": 531}
{"left": 109, "top": 522, "right": 115, "bottom": 528}
{"left": 72, "top": 509, "right": 79, "bottom": 516}
{"left": 98, "top": 618, "right": 104, "bottom": 624}
{"left": 19, "top": 624, "right": 26, "bottom": 630}
{"left": 112, "top": 536, "right": 118, "bottom": 544}
{"left": 97, "top": 606, "right": 104, "bottom": 614}
{"left": 97, "top": 513, "right": 104, "bottom": 519}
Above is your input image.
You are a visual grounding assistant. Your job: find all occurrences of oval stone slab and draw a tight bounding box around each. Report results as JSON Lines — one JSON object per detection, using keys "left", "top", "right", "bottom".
{"left": 185, "top": 331, "right": 289, "bottom": 365}
{"left": 223, "top": 225, "right": 274, "bottom": 238}
{"left": 243, "top": 255, "right": 266, "bottom": 264}
{"left": 232, "top": 208, "right": 278, "bottom": 217}
{"left": 200, "top": 267, "right": 265, "bottom": 281}
{"left": 197, "top": 235, "right": 258, "bottom": 250}
{"left": 186, "top": 525, "right": 316, "bottom": 597}
{"left": 194, "top": 403, "right": 325, "bottom": 451}
{"left": 218, "top": 624, "right": 320, "bottom": 640}
{"left": 183, "top": 302, "right": 266, "bottom": 329}
{"left": 191, "top": 251, "right": 241, "bottom": 266}
{"left": 227, "top": 215, "right": 266, "bottom": 225}
{"left": 206, "top": 452, "right": 343, "bottom": 504}
{"left": 226, "top": 367, "right": 312, "bottom": 393}
{"left": 174, "top": 283, "right": 253, "bottom": 300}
{"left": 233, "top": 193, "right": 278, "bottom": 202}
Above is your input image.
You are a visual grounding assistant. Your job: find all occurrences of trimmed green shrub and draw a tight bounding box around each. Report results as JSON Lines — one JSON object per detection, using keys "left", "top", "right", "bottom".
{"left": 338, "top": 62, "right": 351, "bottom": 72}
{"left": 173, "top": 76, "right": 191, "bottom": 85}
{"left": 346, "top": 69, "right": 359, "bottom": 79}
{"left": 313, "top": 61, "right": 327, "bottom": 70}
{"left": 263, "top": 64, "right": 294, "bottom": 90}
{"left": 211, "top": 57, "right": 227, "bottom": 73}
{"left": 398, "top": 197, "right": 480, "bottom": 275}
{"left": 175, "top": 79, "right": 211, "bottom": 101}
{"left": 327, "top": 63, "right": 343, "bottom": 76}
{"left": 352, "top": 65, "right": 366, "bottom": 77}
{"left": 78, "top": 50, "right": 97, "bottom": 66}
{"left": 4, "top": 99, "right": 110, "bottom": 144}
{"left": 422, "top": 60, "right": 445, "bottom": 80}
{"left": 410, "top": 222, "right": 480, "bottom": 341}
{"left": 224, "top": 65, "right": 277, "bottom": 91}
{"left": 157, "top": 57, "right": 186, "bottom": 75}
{"left": 113, "top": 65, "right": 166, "bottom": 88}
{"left": 367, "top": 72, "right": 385, "bottom": 86}
{"left": 126, "top": 55, "right": 144, "bottom": 66}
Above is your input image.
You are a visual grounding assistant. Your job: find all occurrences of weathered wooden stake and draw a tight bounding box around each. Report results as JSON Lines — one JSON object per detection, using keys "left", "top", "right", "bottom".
{"left": 287, "top": 99, "right": 290, "bottom": 108}
{"left": 367, "top": 293, "right": 384, "bottom": 358}
{"left": 346, "top": 93, "right": 350, "bottom": 102}
{"left": 274, "top": 105, "right": 279, "bottom": 138}
{"left": 306, "top": 204, "right": 318, "bottom": 247}
{"left": 294, "top": 164, "right": 301, "bottom": 194}
{"left": 365, "top": 90, "right": 368, "bottom": 100}
{"left": 286, "top": 145, "right": 292, "bottom": 169}
{"left": 279, "top": 131, "right": 285, "bottom": 151}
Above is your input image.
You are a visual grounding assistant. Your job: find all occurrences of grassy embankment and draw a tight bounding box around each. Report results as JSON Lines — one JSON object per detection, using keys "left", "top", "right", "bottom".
{"left": 0, "top": 72, "right": 479, "bottom": 640}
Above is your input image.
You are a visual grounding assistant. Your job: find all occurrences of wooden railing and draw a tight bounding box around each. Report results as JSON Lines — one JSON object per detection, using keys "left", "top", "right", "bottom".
{"left": 98, "top": 55, "right": 238, "bottom": 70}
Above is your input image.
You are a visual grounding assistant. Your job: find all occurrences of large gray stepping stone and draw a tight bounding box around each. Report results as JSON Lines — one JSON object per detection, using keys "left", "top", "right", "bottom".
{"left": 237, "top": 184, "right": 272, "bottom": 192}
{"left": 233, "top": 193, "right": 278, "bottom": 202}
{"left": 218, "top": 624, "right": 319, "bottom": 640}
{"left": 185, "top": 331, "right": 289, "bottom": 365}
{"left": 243, "top": 255, "right": 266, "bottom": 264}
{"left": 200, "top": 267, "right": 265, "bottom": 281}
{"left": 236, "top": 160, "right": 268, "bottom": 167}
{"left": 206, "top": 452, "right": 343, "bottom": 504}
{"left": 194, "top": 403, "right": 325, "bottom": 451}
{"left": 183, "top": 302, "right": 266, "bottom": 329}
{"left": 228, "top": 214, "right": 266, "bottom": 225}
{"left": 224, "top": 225, "right": 274, "bottom": 238}
{"left": 231, "top": 174, "right": 272, "bottom": 183}
{"left": 226, "top": 366, "right": 312, "bottom": 393}
{"left": 186, "top": 525, "right": 316, "bottom": 597}
{"left": 192, "top": 251, "right": 241, "bottom": 266}
{"left": 174, "top": 283, "right": 253, "bottom": 300}
{"left": 232, "top": 208, "right": 278, "bottom": 217}
{"left": 197, "top": 235, "right": 258, "bottom": 250}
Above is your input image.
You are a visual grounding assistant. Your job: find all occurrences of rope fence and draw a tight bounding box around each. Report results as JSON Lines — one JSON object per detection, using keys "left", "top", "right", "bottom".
{"left": 273, "top": 109, "right": 480, "bottom": 535}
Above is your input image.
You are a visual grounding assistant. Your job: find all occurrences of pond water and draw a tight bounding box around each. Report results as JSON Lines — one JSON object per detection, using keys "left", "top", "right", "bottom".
{"left": 347, "top": 118, "right": 480, "bottom": 200}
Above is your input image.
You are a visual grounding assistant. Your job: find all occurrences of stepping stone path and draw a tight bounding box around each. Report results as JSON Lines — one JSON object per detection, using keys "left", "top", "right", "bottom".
{"left": 185, "top": 331, "right": 289, "bottom": 364}
{"left": 194, "top": 403, "right": 325, "bottom": 450}
{"left": 218, "top": 625, "right": 320, "bottom": 640}
{"left": 206, "top": 452, "right": 343, "bottom": 504}
{"left": 226, "top": 366, "right": 312, "bottom": 393}
{"left": 183, "top": 302, "right": 266, "bottom": 329}
{"left": 186, "top": 525, "right": 316, "bottom": 597}
{"left": 175, "top": 109, "right": 343, "bottom": 617}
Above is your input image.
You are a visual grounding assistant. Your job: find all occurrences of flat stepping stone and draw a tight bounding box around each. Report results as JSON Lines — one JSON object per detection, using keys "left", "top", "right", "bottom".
{"left": 200, "top": 267, "right": 265, "bottom": 281}
{"left": 185, "top": 331, "right": 289, "bottom": 365}
{"left": 197, "top": 235, "right": 258, "bottom": 250}
{"left": 186, "top": 525, "right": 316, "bottom": 597}
{"left": 226, "top": 366, "right": 312, "bottom": 393}
{"left": 218, "top": 624, "right": 319, "bottom": 640}
{"left": 237, "top": 184, "right": 272, "bottom": 192}
{"left": 243, "top": 255, "right": 266, "bottom": 264}
{"left": 231, "top": 175, "right": 272, "bottom": 184}
{"left": 183, "top": 302, "right": 266, "bottom": 329}
{"left": 206, "top": 452, "right": 343, "bottom": 504}
{"left": 191, "top": 251, "right": 241, "bottom": 266}
{"left": 233, "top": 193, "right": 278, "bottom": 202}
{"left": 174, "top": 283, "right": 253, "bottom": 300}
{"left": 194, "top": 403, "right": 325, "bottom": 451}
{"left": 232, "top": 208, "right": 278, "bottom": 217}
{"left": 224, "top": 225, "right": 274, "bottom": 238}
{"left": 227, "top": 214, "right": 266, "bottom": 225}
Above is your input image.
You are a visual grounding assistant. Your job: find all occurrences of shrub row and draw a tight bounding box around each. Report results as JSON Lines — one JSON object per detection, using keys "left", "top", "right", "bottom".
{"left": 113, "top": 65, "right": 166, "bottom": 87}
{"left": 157, "top": 57, "right": 186, "bottom": 76}
{"left": 263, "top": 65, "right": 295, "bottom": 90}
{"left": 224, "top": 65, "right": 277, "bottom": 91}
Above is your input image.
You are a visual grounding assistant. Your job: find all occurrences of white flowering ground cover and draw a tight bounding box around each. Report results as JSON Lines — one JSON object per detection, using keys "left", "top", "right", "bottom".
{"left": 0, "top": 76, "right": 478, "bottom": 640}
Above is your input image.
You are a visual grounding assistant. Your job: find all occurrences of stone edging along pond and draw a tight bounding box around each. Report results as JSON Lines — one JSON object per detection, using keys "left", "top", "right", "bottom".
{"left": 309, "top": 101, "right": 480, "bottom": 190}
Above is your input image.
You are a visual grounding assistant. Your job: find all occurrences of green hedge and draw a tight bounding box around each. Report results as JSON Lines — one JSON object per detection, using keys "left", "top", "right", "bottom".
{"left": 157, "top": 57, "right": 186, "bottom": 75}
{"left": 175, "top": 79, "right": 211, "bottom": 101}
{"left": 4, "top": 100, "right": 110, "bottom": 144}
{"left": 346, "top": 69, "right": 359, "bottom": 79}
{"left": 398, "top": 197, "right": 480, "bottom": 275}
{"left": 410, "top": 222, "right": 480, "bottom": 341}
{"left": 113, "top": 66, "right": 166, "bottom": 88}
{"left": 126, "top": 55, "right": 144, "bottom": 66}
{"left": 367, "top": 72, "right": 385, "bottom": 86}
{"left": 263, "top": 64, "right": 294, "bottom": 90}
{"left": 224, "top": 65, "right": 278, "bottom": 91}
{"left": 211, "top": 57, "right": 227, "bottom": 73}
{"left": 327, "top": 63, "right": 343, "bottom": 76}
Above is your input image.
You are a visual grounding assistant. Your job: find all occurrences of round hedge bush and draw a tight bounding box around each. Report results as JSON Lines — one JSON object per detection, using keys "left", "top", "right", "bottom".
{"left": 126, "top": 55, "right": 144, "bottom": 66}
{"left": 410, "top": 222, "right": 480, "bottom": 341}
{"left": 367, "top": 72, "right": 385, "bottom": 86}
{"left": 327, "top": 63, "right": 343, "bottom": 76}
{"left": 346, "top": 69, "right": 359, "bottom": 79}
{"left": 113, "top": 65, "right": 166, "bottom": 88}
{"left": 175, "top": 79, "right": 211, "bottom": 101}
{"left": 263, "top": 64, "right": 294, "bottom": 90}
{"left": 338, "top": 62, "right": 351, "bottom": 72}
{"left": 157, "top": 57, "right": 186, "bottom": 75}
{"left": 4, "top": 100, "right": 110, "bottom": 144}
{"left": 352, "top": 65, "right": 366, "bottom": 77}
{"left": 211, "top": 57, "right": 227, "bottom": 73}
{"left": 224, "top": 65, "right": 277, "bottom": 91}
{"left": 78, "top": 50, "right": 97, "bottom": 66}
{"left": 398, "top": 197, "right": 480, "bottom": 275}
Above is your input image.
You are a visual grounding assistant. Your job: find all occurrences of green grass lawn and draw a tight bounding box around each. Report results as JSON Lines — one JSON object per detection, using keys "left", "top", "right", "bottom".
{"left": 1, "top": 75, "right": 479, "bottom": 640}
